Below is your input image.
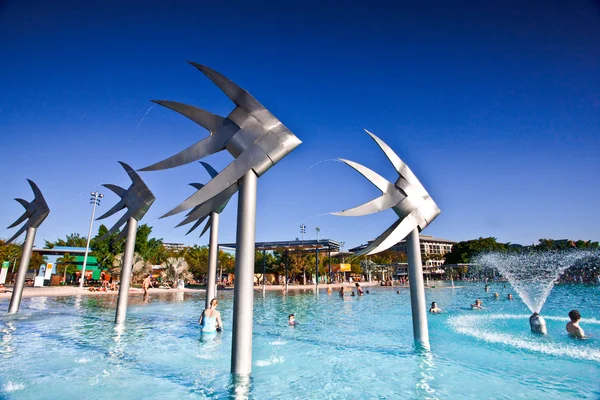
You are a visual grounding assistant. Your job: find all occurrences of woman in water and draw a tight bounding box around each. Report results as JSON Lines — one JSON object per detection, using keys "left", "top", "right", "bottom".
{"left": 355, "top": 282, "right": 364, "bottom": 296}
{"left": 471, "top": 299, "right": 483, "bottom": 310}
{"left": 198, "top": 298, "right": 223, "bottom": 333}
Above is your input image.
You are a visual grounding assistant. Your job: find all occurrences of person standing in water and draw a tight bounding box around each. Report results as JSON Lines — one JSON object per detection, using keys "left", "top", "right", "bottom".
{"left": 199, "top": 298, "right": 223, "bottom": 333}
{"left": 142, "top": 274, "right": 153, "bottom": 301}
{"left": 566, "top": 309, "right": 585, "bottom": 338}
{"left": 355, "top": 282, "right": 364, "bottom": 296}
{"left": 429, "top": 302, "right": 442, "bottom": 313}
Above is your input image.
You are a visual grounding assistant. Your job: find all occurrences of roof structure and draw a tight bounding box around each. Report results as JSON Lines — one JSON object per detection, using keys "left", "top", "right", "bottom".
{"left": 218, "top": 239, "right": 341, "bottom": 252}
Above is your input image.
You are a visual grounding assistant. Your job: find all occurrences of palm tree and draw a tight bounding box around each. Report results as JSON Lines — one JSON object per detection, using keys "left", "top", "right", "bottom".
{"left": 56, "top": 252, "right": 76, "bottom": 283}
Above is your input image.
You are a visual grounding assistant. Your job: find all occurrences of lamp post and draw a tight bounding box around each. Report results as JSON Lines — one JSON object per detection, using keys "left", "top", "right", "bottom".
{"left": 340, "top": 241, "right": 345, "bottom": 282}
{"left": 300, "top": 224, "right": 306, "bottom": 242}
{"left": 79, "top": 191, "right": 103, "bottom": 289}
{"left": 315, "top": 227, "right": 320, "bottom": 289}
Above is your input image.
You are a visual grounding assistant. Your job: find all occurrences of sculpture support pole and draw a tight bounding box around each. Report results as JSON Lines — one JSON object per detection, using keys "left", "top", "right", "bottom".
{"left": 115, "top": 217, "right": 138, "bottom": 325}
{"left": 231, "top": 172, "right": 257, "bottom": 376}
{"left": 8, "top": 227, "right": 37, "bottom": 314}
{"left": 406, "top": 228, "right": 429, "bottom": 348}
{"left": 205, "top": 212, "right": 219, "bottom": 309}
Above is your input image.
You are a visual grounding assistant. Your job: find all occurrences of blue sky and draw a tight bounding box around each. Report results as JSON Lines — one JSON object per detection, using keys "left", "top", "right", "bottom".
{"left": 1, "top": 0, "right": 599, "bottom": 250}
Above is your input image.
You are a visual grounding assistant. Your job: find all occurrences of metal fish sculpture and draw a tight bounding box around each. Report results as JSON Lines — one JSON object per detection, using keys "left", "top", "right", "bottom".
{"left": 6, "top": 180, "right": 50, "bottom": 244}
{"left": 140, "top": 63, "right": 301, "bottom": 223}
{"left": 333, "top": 130, "right": 441, "bottom": 256}
{"left": 97, "top": 161, "right": 155, "bottom": 238}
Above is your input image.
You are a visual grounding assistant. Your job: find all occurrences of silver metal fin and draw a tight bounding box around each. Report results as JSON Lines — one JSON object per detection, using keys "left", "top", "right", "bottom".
{"left": 119, "top": 161, "right": 144, "bottom": 188}
{"left": 189, "top": 62, "right": 266, "bottom": 115}
{"left": 139, "top": 134, "right": 227, "bottom": 171}
{"left": 364, "top": 130, "right": 427, "bottom": 196}
{"left": 175, "top": 183, "right": 238, "bottom": 225}
{"left": 354, "top": 210, "right": 422, "bottom": 257}
{"left": 199, "top": 215, "right": 212, "bottom": 238}
{"left": 103, "top": 184, "right": 127, "bottom": 198}
{"left": 331, "top": 194, "right": 398, "bottom": 217}
{"left": 200, "top": 161, "right": 219, "bottom": 179}
{"left": 27, "top": 179, "right": 44, "bottom": 201}
{"left": 7, "top": 211, "right": 29, "bottom": 229}
{"left": 15, "top": 198, "right": 30, "bottom": 209}
{"left": 6, "top": 225, "right": 27, "bottom": 244}
{"left": 185, "top": 215, "right": 208, "bottom": 235}
{"left": 162, "top": 147, "right": 263, "bottom": 218}
{"left": 96, "top": 197, "right": 125, "bottom": 220}
{"left": 107, "top": 210, "right": 133, "bottom": 236}
{"left": 151, "top": 100, "right": 224, "bottom": 132}
{"left": 338, "top": 158, "right": 394, "bottom": 194}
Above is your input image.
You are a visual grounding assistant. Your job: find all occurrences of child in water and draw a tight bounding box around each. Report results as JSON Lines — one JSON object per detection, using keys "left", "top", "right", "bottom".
{"left": 288, "top": 314, "right": 298, "bottom": 326}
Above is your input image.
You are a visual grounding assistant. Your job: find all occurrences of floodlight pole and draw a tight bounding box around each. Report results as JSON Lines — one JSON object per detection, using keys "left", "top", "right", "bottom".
{"left": 205, "top": 212, "right": 219, "bottom": 309}
{"left": 80, "top": 192, "right": 103, "bottom": 289}
{"left": 231, "top": 172, "right": 257, "bottom": 376}
{"left": 406, "top": 228, "right": 429, "bottom": 348}
{"left": 262, "top": 248, "right": 266, "bottom": 294}
{"left": 7, "top": 227, "right": 37, "bottom": 314}
{"left": 115, "top": 217, "right": 138, "bottom": 325}
{"left": 284, "top": 250, "right": 289, "bottom": 291}
{"left": 315, "top": 227, "right": 320, "bottom": 290}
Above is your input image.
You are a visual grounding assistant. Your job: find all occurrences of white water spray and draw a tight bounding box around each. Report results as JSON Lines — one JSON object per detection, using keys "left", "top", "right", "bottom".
{"left": 475, "top": 250, "right": 593, "bottom": 313}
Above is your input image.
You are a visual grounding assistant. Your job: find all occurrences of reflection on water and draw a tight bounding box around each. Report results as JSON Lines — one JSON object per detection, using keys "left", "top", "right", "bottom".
{"left": 229, "top": 374, "right": 252, "bottom": 400}
{"left": 0, "top": 321, "right": 16, "bottom": 357}
{"left": 416, "top": 348, "right": 438, "bottom": 400}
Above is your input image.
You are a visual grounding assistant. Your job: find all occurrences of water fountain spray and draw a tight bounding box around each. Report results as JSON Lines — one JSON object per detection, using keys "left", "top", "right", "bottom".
{"left": 475, "top": 250, "right": 594, "bottom": 334}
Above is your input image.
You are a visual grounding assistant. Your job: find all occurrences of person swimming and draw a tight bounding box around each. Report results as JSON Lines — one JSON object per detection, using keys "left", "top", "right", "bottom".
{"left": 494, "top": 292, "right": 499, "bottom": 299}
{"left": 198, "top": 298, "right": 223, "bottom": 334}
{"left": 429, "top": 302, "right": 442, "bottom": 314}
{"left": 566, "top": 309, "right": 585, "bottom": 338}
{"left": 288, "top": 313, "right": 298, "bottom": 326}
{"left": 507, "top": 294, "right": 513, "bottom": 300}
{"left": 471, "top": 299, "right": 483, "bottom": 310}
{"left": 339, "top": 287, "right": 344, "bottom": 297}
{"left": 396, "top": 290, "right": 400, "bottom": 294}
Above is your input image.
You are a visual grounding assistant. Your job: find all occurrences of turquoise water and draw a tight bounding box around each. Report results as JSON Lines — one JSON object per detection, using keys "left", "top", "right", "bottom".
{"left": 0, "top": 283, "right": 599, "bottom": 399}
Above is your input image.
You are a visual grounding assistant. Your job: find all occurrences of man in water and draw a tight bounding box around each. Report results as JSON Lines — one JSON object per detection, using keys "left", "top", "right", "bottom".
{"left": 494, "top": 292, "right": 499, "bottom": 299}
{"left": 429, "top": 302, "right": 442, "bottom": 313}
{"left": 507, "top": 294, "right": 513, "bottom": 300}
{"left": 288, "top": 314, "right": 298, "bottom": 326}
{"left": 566, "top": 309, "right": 585, "bottom": 338}
{"left": 142, "top": 274, "right": 153, "bottom": 301}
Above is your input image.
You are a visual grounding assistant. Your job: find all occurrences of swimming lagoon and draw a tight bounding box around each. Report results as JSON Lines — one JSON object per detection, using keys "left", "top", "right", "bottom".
{"left": 1, "top": 283, "right": 598, "bottom": 399}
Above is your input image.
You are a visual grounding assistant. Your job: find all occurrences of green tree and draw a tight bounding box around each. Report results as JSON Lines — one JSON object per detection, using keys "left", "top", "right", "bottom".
{"left": 56, "top": 252, "right": 77, "bottom": 282}
{"left": 44, "top": 233, "right": 88, "bottom": 249}
{"left": 443, "top": 237, "right": 508, "bottom": 265}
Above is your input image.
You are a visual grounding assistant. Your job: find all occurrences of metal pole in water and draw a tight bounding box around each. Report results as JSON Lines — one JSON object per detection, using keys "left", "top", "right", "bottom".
{"left": 231, "top": 172, "right": 257, "bottom": 376}
{"left": 115, "top": 217, "right": 138, "bottom": 325}
{"left": 206, "top": 212, "right": 219, "bottom": 309}
{"left": 8, "top": 227, "right": 37, "bottom": 314}
{"left": 406, "top": 229, "right": 429, "bottom": 348}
